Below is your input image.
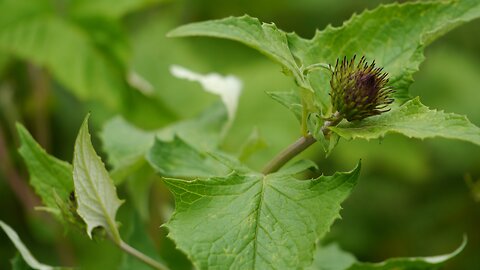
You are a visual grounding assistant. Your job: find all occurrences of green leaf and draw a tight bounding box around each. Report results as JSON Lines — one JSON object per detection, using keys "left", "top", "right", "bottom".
{"left": 11, "top": 254, "right": 33, "bottom": 270}
{"left": 265, "top": 91, "right": 302, "bottom": 121}
{"left": 168, "top": 1, "right": 480, "bottom": 117}
{"left": 308, "top": 238, "right": 466, "bottom": 270}
{"left": 0, "top": 1, "right": 128, "bottom": 109}
{"left": 329, "top": 98, "right": 480, "bottom": 146}
{"left": 168, "top": 15, "right": 304, "bottom": 87}
{"left": 73, "top": 115, "right": 123, "bottom": 243}
{"left": 1, "top": 220, "right": 57, "bottom": 270}
{"left": 307, "top": 243, "right": 357, "bottom": 270}
{"left": 70, "top": 0, "right": 165, "bottom": 18}
{"left": 101, "top": 102, "right": 228, "bottom": 181}
{"left": 237, "top": 128, "right": 268, "bottom": 162}
{"left": 158, "top": 157, "right": 360, "bottom": 269}
{"left": 147, "top": 136, "right": 230, "bottom": 179}
{"left": 118, "top": 207, "right": 165, "bottom": 270}
{"left": 16, "top": 124, "right": 73, "bottom": 216}
{"left": 348, "top": 236, "right": 466, "bottom": 270}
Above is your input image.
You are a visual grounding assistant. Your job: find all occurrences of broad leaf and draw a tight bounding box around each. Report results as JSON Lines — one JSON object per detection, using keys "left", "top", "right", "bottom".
{"left": 147, "top": 136, "right": 230, "bottom": 179}
{"left": 17, "top": 124, "right": 73, "bottom": 215}
{"left": 73, "top": 115, "right": 123, "bottom": 242}
{"left": 150, "top": 143, "right": 361, "bottom": 269}
{"left": 0, "top": 1, "right": 128, "bottom": 109}
{"left": 169, "top": 1, "right": 480, "bottom": 109}
{"left": 329, "top": 98, "right": 480, "bottom": 146}
{"left": 101, "top": 102, "right": 228, "bottom": 181}
{"left": 1, "top": 220, "right": 57, "bottom": 270}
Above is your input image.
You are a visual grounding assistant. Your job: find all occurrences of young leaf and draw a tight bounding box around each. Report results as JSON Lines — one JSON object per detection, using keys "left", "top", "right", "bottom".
{"left": 1, "top": 220, "right": 57, "bottom": 270}
{"left": 328, "top": 97, "right": 480, "bottom": 146}
{"left": 16, "top": 124, "right": 73, "bottom": 215}
{"left": 152, "top": 149, "right": 360, "bottom": 269}
{"left": 73, "top": 115, "right": 123, "bottom": 243}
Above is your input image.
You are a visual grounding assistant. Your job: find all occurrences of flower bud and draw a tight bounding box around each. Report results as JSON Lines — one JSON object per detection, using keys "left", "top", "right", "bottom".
{"left": 330, "top": 55, "right": 394, "bottom": 121}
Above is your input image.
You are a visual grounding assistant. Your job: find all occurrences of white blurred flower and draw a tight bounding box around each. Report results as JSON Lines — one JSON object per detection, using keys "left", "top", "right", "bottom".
{"left": 170, "top": 65, "right": 243, "bottom": 123}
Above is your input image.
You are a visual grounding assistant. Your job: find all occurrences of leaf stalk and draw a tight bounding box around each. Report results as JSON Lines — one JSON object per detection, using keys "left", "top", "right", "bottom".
{"left": 262, "top": 112, "right": 342, "bottom": 174}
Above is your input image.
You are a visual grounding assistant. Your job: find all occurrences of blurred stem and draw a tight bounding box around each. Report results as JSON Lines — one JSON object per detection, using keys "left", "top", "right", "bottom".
{"left": 117, "top": 240, "right": 170, "bottom": 270}
{"left": 0, "top": 124, "right": 39, "bottom": 211}
{"left": 262, "top": 112, "right": 342, "bottom": 174}
{"left": 27, "top": 64, "right": 51, "bottom": 151}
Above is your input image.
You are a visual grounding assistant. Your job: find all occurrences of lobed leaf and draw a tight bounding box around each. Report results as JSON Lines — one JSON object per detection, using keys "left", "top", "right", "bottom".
{"left": 151, "top": 146, "right": 360, "bottom": 269}
{"left": 329, "top": 97, "right": 480, "bottom": 146}
{"left": 73, "top": 115, "right": 123, "bottom": 242}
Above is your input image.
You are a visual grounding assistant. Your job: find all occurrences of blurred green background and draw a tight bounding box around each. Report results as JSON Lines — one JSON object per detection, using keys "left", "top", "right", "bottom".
{"left": 0, "top": 0, "right": 479, "bottom": 269}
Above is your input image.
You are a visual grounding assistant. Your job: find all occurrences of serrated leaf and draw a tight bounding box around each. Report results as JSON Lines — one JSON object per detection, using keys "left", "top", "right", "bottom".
{"left": 16, "top": 124, "right": 73, "bottom": 216}
{"left": 101, "top": 102, "right": 228, "bottom": 181}
{"left": 329, "top": 97, "right": 480, "bottom": 146}
{"left": 168, "top": 1, "right": 480, "bottom": 118}
{"left": 157, "top": 156, "right": 360, "bottom": 269}
{"left": 73, "top": 115, "right": 123, "bottom": 242}
{"left": 168, "top": 15, "right": 304, "bottom": 86}
{"left": 1, "top": 220, "right": 57, "bottom": 270}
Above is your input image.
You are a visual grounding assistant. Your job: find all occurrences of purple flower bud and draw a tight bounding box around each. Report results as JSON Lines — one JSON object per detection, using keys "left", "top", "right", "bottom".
{"left": 330, "top": 55, "right": 394, "bottom": 121}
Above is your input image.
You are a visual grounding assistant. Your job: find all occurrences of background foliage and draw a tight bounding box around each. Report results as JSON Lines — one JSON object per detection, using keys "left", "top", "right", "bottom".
{"left": 0, "top": 0, "right": 479, "bottom": 269}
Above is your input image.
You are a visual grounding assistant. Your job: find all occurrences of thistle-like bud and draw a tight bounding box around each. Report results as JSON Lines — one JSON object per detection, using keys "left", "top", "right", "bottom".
{"left": 330, "top": 55, "right": 394, "bottom": 121}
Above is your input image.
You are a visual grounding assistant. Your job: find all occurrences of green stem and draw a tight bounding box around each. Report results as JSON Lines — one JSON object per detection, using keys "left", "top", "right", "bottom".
{"left": 262, "top": 112, "right": 343, "bottom": 174}
{"left": 262, "top": 134, "right": 316, "bottom": 175}
{"left": 117, "top": 241, "right": 170, "bottom": 270}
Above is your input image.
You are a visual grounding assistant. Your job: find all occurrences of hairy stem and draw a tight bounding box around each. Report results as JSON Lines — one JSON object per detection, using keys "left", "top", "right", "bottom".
{"left": 117, "top": 241, "right": 170, "bottom": 270}
{"left": 262, "top": 112, "right": 342, "bottom": 174}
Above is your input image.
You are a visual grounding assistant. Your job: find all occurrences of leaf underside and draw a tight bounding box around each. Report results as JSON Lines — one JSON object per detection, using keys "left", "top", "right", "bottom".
{"left": 73, "top": 115, "right": 123, "bottom": 241}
